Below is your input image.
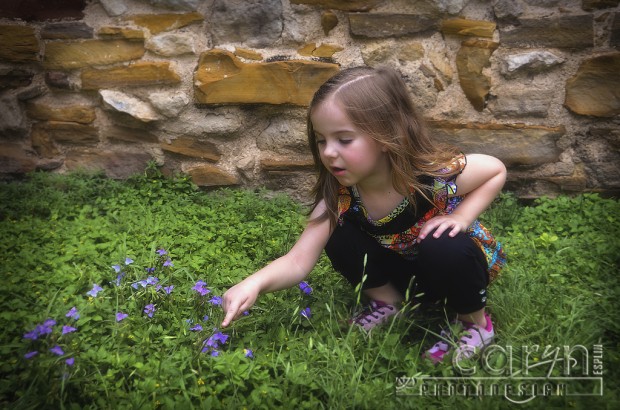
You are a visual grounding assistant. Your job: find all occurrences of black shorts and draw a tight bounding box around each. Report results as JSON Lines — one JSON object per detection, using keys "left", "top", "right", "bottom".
{"left": 325, "top": 221, "right": 489, "bottom": 314}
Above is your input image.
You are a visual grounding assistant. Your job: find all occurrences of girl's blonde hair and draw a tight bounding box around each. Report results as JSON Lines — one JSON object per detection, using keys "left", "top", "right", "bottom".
{"left": 307, "top": 66, "right": 460, "bottom": 226}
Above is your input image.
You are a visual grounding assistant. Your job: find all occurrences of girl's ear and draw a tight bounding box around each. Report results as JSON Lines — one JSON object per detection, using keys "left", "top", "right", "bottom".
{"left": 381, "top": 144, "right": 389, "bottom": 153}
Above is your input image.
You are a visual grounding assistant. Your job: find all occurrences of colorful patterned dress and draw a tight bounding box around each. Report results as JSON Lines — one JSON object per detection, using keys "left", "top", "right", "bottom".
{"left": 335, "top": 154, "right": 506, "bottom": 282}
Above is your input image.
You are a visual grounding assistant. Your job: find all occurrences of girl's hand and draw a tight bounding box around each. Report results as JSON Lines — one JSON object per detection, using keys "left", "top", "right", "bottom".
{"left": 221, "top": 279, "right": 260, "bottom": 328}
{"left": 417, "top": 214, "right": 470, "bottom": 242}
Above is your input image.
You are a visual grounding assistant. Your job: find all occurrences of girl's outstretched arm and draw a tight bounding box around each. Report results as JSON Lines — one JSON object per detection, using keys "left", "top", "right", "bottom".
{"left": 221, "top": 201, "right": 333, "bottom": 327}
{"left": 418, "top": 154, "right": 506, "bottom": 241}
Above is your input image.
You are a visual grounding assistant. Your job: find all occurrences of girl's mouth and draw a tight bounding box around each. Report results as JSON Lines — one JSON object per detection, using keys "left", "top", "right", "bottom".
{"left": 331, "top": 167, "right": 346, "bottom": 175}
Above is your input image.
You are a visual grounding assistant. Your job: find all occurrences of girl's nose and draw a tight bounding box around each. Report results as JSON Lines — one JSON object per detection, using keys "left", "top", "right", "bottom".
{"left": 322, "top": 141, "right": 337, "bottom": 158}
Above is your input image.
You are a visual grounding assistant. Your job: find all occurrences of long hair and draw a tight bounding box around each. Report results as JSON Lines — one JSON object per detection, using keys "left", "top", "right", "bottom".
{"left": 307, "top": 66, "right": 460, "bottom": 227}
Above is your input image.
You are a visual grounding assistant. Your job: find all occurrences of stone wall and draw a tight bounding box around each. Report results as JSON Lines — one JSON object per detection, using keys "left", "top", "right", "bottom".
{"left": 1, "top": 0, "right": 619, "bottom": 200}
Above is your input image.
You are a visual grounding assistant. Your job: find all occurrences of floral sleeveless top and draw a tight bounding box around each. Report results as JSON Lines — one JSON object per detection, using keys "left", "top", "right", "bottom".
{"left": 336, "top": 154, "right": 505, "bottom": 282}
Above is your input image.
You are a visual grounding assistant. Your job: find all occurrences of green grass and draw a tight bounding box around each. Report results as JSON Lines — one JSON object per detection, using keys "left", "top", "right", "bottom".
{"left": 0, "top": 167, "right": 619, "bottom": 409}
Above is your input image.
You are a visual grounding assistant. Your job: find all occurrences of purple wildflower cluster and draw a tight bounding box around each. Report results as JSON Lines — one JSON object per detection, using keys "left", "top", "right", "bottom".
{"left": 201, "top": 331, "right": 229, "bottom": 356}
{"left": 299, "top": 281, "right": 312, "bottom": 295}
{"left": 192, "top": 280, "right": 210, "bottom": 296}
{"left": 22, "top": 248, "right": 257, "bottom": 367}
{"left": 22, "top": 307, "right": 79, "bottom": 366}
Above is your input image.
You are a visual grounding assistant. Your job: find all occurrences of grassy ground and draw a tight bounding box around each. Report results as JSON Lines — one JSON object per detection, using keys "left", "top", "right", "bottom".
{"left": 0, "top": 168, "right": 618, "bottom": 409}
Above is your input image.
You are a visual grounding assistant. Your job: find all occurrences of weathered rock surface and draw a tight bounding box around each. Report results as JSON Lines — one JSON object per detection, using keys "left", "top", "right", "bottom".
{"left": 41, "top": 22, "right": 93, "bottom": 39}
{"left": 33, "top": 121, "right": 99, "bottom": 145}
{"left": 146, "top": 33, "right": 195, "bottom": 57}
{"left": 565, "top": 53, "right": 620, "bottom": 117}
{"left": 26, "top": 95, "right": 96, "bottom": 124}
{"left": 440, "top": 18, "right": 495, "bottom": 38}
{"left": 81, "top": 62, "right": 181, "bottom": 90}
{"left": 500, "top": 15, "right": 594, "bottom": 49}
{"left": 456, "top": 40, "right": 499, "bottom": 112}
{"left": 0, "top": 25, "right": 39, "bottom": 63}
{"left": 429, "top": 121, "right": 565, "bottom": 166}
{"left": 194, "top": 50, "right": 339, "bottom": 105}
{"left": 100, "top": 90, "right": 161, "bottom": 123}
{"left": 349, "top": 13, "right": 440, "bottom": 37}
{"left": 123, "top": 12, "right": 203, "bottom": 34}
{"left": 290, "top": 0, "right": 382, "bottom": 11}
{"left": 500, "top": 51, "right": 565, "bottom": 78}
{"left": 44, "top": 40, "right": 144, "bottom": 70}
{"left": 161, "top": 136, "right": 221, "bottom": 161}
{"left": 210, "top": 0, "right": 282, "bottom": 47}
{"left": 184, "top": 164, "right": 239, "bottom": 187}
{"left": 65, "top": 149, "right": 153, "bottom": 178}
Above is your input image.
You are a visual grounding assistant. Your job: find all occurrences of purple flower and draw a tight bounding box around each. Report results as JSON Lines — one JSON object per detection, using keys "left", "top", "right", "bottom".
{"left": 243, "top": 311, "right": 250, "bottom": 316}
{"left": 192, "top": 280, "right": 210, "bottom": 296}
{"left": 146, "top": 267, "right": 156, "bottom": 274}
{"left": 61, "top": 325, "right": 77, "bottom": 335}
{"left": 300, "top": 307, "right": 311, "bottom": 319}
{"left": 144, "top": 304, "right": 156, "bottom": 318}
{"left": 24, "top": 351, "right": 38, "bottom": 359}
{"left": 65, "top": 357, "right": 75, "bottom": 366}
{"left": 146, "top": 276, "right": 159, "bottom": 286}
{"left": 112, "top": 264, "right": 121, "bottom": 273}
{"left": 116, "top": 312, "right": 128, "bottom": 322}
{"left": 114, "top": 273, "right": 125, "bottom": 286}
{"left": 299, "top": 281, "right": 313, "bottom": 295}
{"left": 50, "top": 345, "right": 64, "bottom": 356}
{"left": 43, "top": 319, "right": 56, "bottom": 328}
{"left": 202, "top": 331, "right": 229, "bottom": 353}
{"left": 211, "top": 350, "right": 220, "bottom": 357}
{"left": 86, "top": 284, "right": 103, "bottom": 297}
{"left": 163, "top": 259, "right": 173, "bottom": 267}
{"left": 23, "top": 330, "right": 38, "bottom": 340}
{"left": 163, "top": 285, "right": 174, "bottom": 295}
{"left": 208, "top": 296, "right": 222, "bottom": 306}
{"left": 244, "top": 348, "right": 254, "bottom": 358}
{"left": 125, "top": 257, "right": 133, "bottom": 265}
{"left": 66, "top": 307, "right": 80, "bottom": 320}
{"left": 157, "top": 249, "right": 167, "bottom": 256}
{"left": 203, "top": 315, "right": 209, "bottom": 321}
{"left": 190, "top": 324, "right": 203, "bottom": 332}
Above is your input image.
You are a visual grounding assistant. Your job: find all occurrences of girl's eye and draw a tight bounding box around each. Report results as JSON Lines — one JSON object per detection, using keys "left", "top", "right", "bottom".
{"left": 339, "top": 139, "right": 352, "bottom": 145}
{"left": 316, "top": 140, "right": 326, "bottom": 145}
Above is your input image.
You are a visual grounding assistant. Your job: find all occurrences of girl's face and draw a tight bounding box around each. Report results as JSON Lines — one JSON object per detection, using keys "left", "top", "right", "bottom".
{"left": 311, "top": 96, "right": 390, "bottom": 189}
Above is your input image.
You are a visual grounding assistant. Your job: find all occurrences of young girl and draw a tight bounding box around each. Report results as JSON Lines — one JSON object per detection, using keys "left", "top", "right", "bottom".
{"left": 221, "top": 67, "right": 506, "bottom": 363}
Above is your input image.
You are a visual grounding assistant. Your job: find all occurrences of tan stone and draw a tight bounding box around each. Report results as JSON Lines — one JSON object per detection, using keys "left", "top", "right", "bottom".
{"left": 291, "top": 0, "right": 382, "bottom": 11}
{"left": 161, "top": 136, "right": 221, "bottom": 162}
{"left": 185, "top": 164, "right": 239, "bottom": 187}
{"left": 123, "top": 12, "right": 203, "bottom": 35}
{"left": 0, "top": 144, "right": 37, "bottom": 174}
{"left": 456, "top": 39, "right": 499, "bottom": 111}
{"left": 428, "top": 49, "right": 453, "bottom": 84}
{"left": 234, "top": 48, "right": 263, "bottom": 61}
{"left": 321, "top": 10, "right": 339, "bottom": 35}
{"left": 65, "top": 149, "right": 152, "bottom": 179}
{"left": 194, "top": 49, "right": 339, "bottom": 105}
{"left": 0, "top": 25, "right": 39, "bottom": 63}
{"left": 97, "top": 27, "right": 145, "bottom": 40}
{"left": 298, "top": 43, "right": 343, "bottom": 57}
{"left": 398, "top": 41, "right": 425, "bottom": 62}
{"left": 34, "top": 121, "right": 99, "bottom": 145}
{"left": 260, "top": 158, "right": 315, "bottom": 171}
{"left": 298, "top": 43, "right": 317, "bottom": 57}
{"left": 440, "top": 18, "right": 496, "bottom": 38}
{"left": 26, "top": 98, "right": 96, "bottom": 124}
{"left": 565, "top": 53, "right": 620, "bottom": 117}
{"left": 428, "top": 120, "right": 564, "bottom": 166}
{"left": 43, "top": 40, "right": 144, "bottom": 70}
{"left": 81, "top": 62, "right": 181, "bottom": 90}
